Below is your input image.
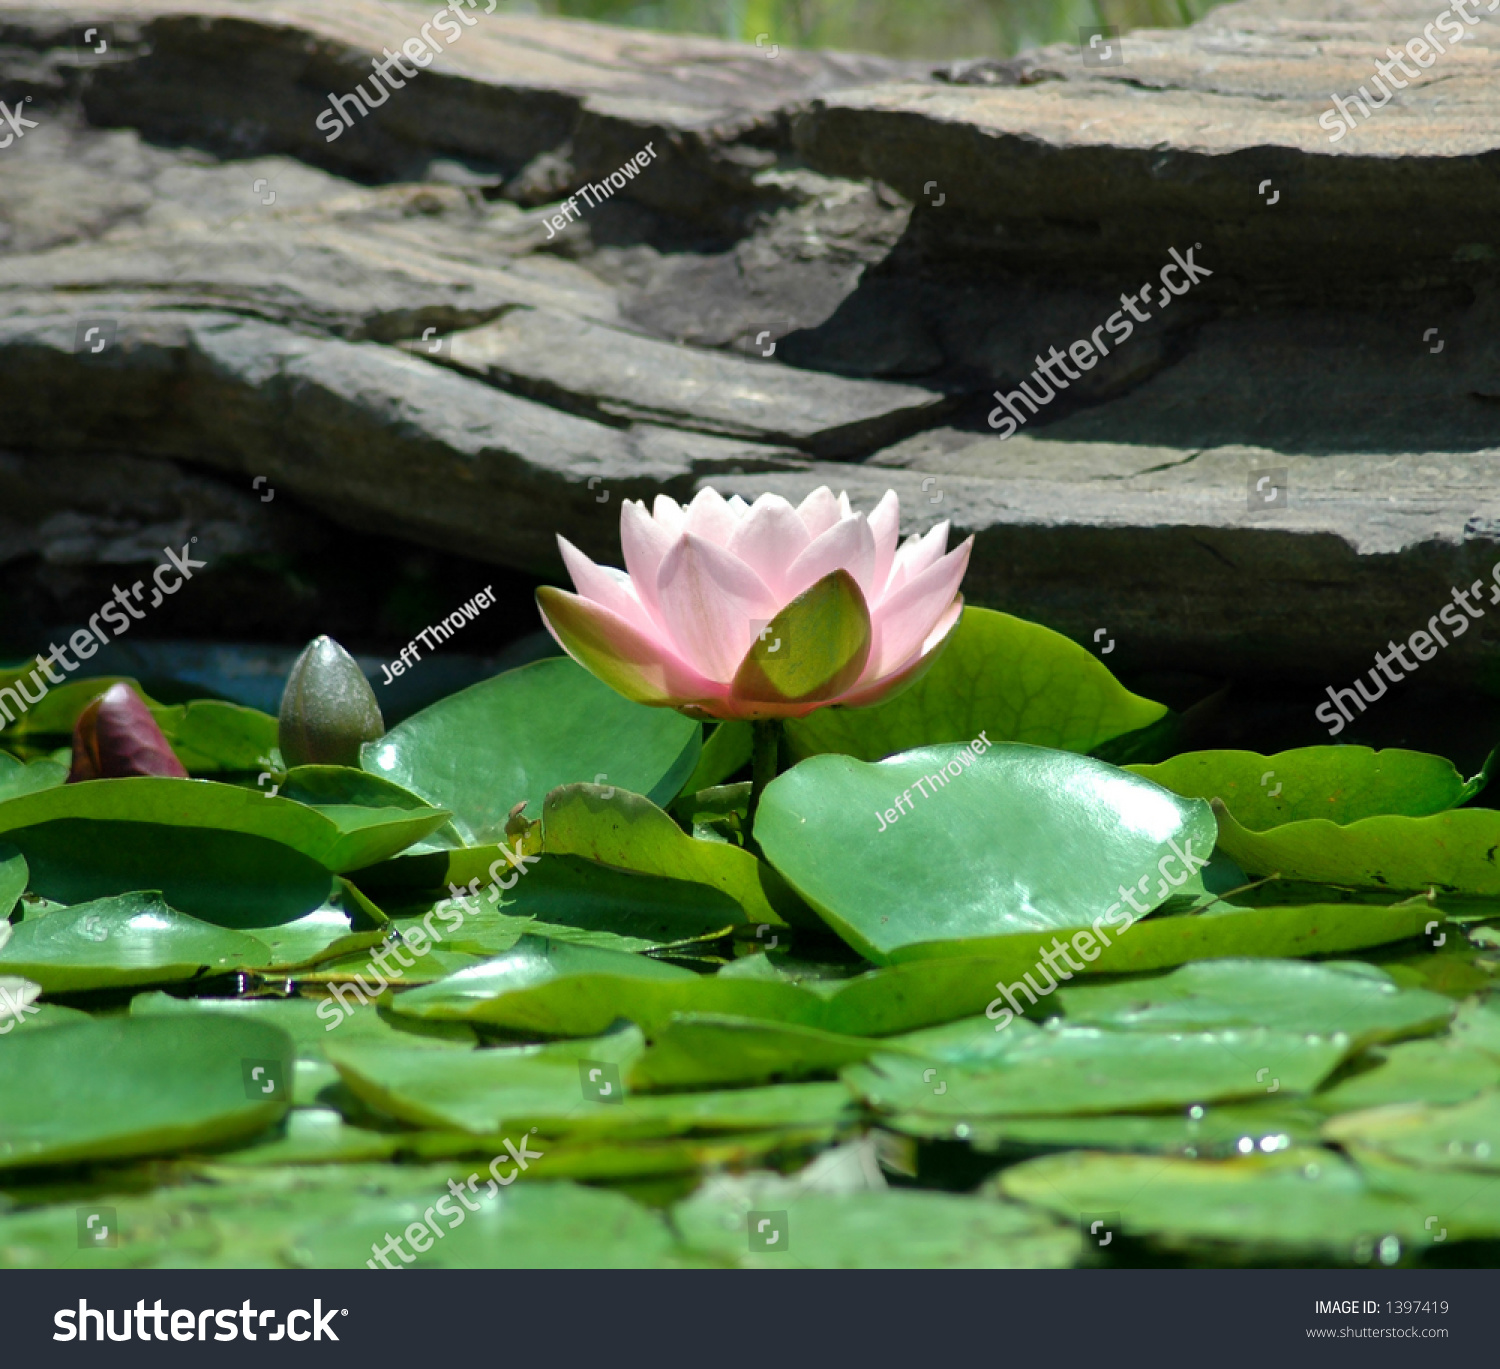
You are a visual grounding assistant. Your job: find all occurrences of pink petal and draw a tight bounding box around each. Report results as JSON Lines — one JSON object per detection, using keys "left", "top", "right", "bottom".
{"left": 863, "top": 536, "right": 972, "bottom": 678}
{"left": 726, "top": 494, "right": 812, "bottom": 598}
{"left": 839, "top": 596, "right": 964, "bottom": 708}
{"left": 655, "top": 532, "right": 779, "bottom": 683}
{"left": 537, "top": 586, "right": 722, "bottom": 707}
{"left": 558, "top": 536, "right": 654, "bottom": 636}
{"left": 867, "top": 489, "right": 901, "bottom": 597}
{"left": 620, "top": 499, "right": 677, "bottom": 624}
{"left": 836, "top": 492, "right": 853, "bottom": 519}
{"left": 683, "top": 487, "right": 738, "bottom": 548}
{"left": 796, "top": 486, "right": 842, "bottom": 540}
{"left": 652, "top": 494, "right": 686, "bottom": 539}
{"left": 884, "top": 519, "right": 951, "bottom": 598}
{"left": 783, "top": 513, "right": 877, "bottom": 602}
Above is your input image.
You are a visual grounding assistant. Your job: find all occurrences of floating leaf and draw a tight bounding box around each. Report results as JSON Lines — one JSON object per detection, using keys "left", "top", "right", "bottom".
{"left": 152, "top": 700, "right": 280, "bottom": 774}
{"left": 0, "top": 893, "right": 274, "bottom": 993}
{"left": 1054, "top": 959, "right": 1454, "bottom": 1052}
{"left": 0, "top": 778, "right": 446, "bottom": 923}
{"left": 0, "top": 841, "right": 24, "bottom": 920}
{"left": 1129, "top": 747, "right": 1477, "bottom": 830}
{"left": 364, "top": 658, "right": 701, "bottom": 845}
{"left": 755, "top": 742, "right": 1217, "bottom": 963}
{"left": 816, "top": 899, "right": 1436, "bottom": 1036}
{"left": 628, "top": 1014, "right": 882, "bottom": 1091}
{"left": 543, "top": 784, "right": 807, "bottom": 928}
{"left": 0, "top": 1015, "right": 292, "bottom": 1169}
{"left": 998, "top": 1149, "right": 1447, "bottom": 1257}
{"left": 388, "top": 936, "right": 825, "bottom": 1037}
{"left": 847, "top": 1025, "right": 1351, "bottom": 1118}
{"left": 1213, "top": 803, "right": 1500, "bottom": 894}
{"left": 1324, "top": 1092, "right": 1500, "bottom": 1172}
{"left": 888, "top": 1102, "right": 1328, "bottom": 1157}
{"left": 785, "top": 607, "right": 1166, "bottom": 762}
{"left": 0, "top": 754, "right": 66, "bottom": 802}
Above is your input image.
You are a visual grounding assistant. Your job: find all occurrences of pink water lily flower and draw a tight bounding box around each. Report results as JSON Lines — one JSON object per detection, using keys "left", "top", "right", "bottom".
{"left": 537, "top": 486, "right": 972, "bottom": 720}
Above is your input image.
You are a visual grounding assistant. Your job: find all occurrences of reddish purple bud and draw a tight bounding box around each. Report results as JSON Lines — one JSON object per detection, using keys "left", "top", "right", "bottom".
{"left": 66, "top": 682, "right": 188, "bottom": 782}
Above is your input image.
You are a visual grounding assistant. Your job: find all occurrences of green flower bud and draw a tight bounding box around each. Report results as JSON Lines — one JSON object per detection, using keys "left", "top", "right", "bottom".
{"left": 278, "top": 635, "right": 384, "bottom": 768}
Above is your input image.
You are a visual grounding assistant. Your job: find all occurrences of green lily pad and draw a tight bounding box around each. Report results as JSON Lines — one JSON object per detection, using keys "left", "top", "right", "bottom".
{"left": 628, "top": 1013, "right": 882, "bottom": 1091}
{"left": 290, "top": 1176, "right": 680, "bottom": 1269}
{"left": 673, "top": 1179, "right": 1075, "bottom": 1268}
{"left": 153, "top": 700, "right": 280, "bottom": 774}
{"left": 0, "top": 1014, "right": 292, "bottom": 1169}
{"left": 811, "top": 899, "right": 1438, "bottom": 1036}
{"left": 329, "top": 1030, "right": 852, "bottom": 1140}
{"left": 755, "top": 742, "right": 1217, "bottom": 963}
{"left": 998, "top": 1149, "right": 1442, "bottom": 1258}
{"left": 785, "top": 606, "right": 1166, "bottom": 763}
{"left": 1128, "top": 747, "right": 1479, "bottom": 831}
{"left": 387, "top": 936, "right": 825, "bottom": 1037}
{"left": 1324, "top": 1092, "right": 1500, "bottom": 1172}
{"left": 542, "top": 784, "right": 806, "bottom": 928}
{"left": 0, "top": 840, "right": 25, "bottom": 920}
{"left": 1213, "top": 803, "right": 1500, "bottom": 895}
{"left": 362, "top": 657, "right": 701, "bottom": 845}
{"left": 1311, "top": 1025, "right": 1500, "bottom": 1114}
{"left": 1054, "top": 959, "right": 1454, "bottom": 1051}
{"left": 0, "top": 893, "right": 275, "bottom": 993}
{"left": 387, "top": 856, "right": 743, "bottom": 958}
{"left": 888, "top": 1101, "right": 1328, "bottom": 1157}
{"left": 0, "top": 778, "right": 447, "bottom": 923}
{"left": 847, "top": 1025, "right": 1351, "bottom": 1117}
{"left": 130, "top": 992, "right": 477, "bottom": 1105}
{"left": 0, "top": 753, "right": 65, "bottom": 802}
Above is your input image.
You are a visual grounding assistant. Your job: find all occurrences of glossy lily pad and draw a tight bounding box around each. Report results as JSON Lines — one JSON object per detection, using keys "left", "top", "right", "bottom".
{"left": 387, "top": 936, "right": 825, "bottom": 1037}
{"left": 810, "top": 899, "right": 1438, "bottom": 1036}
{"left": 542, "top": 784, "right": 805, "bottom": 928}
{"left": 0, "top": 1014, "right": 292, "bottom": 1169}
{"left": 998, "top": 1149, "right": 1443, "bottom": 1257}
{"left": 1323, "top": 1092, "right": 1500, "bottom": 1172}
{"left": 0, "top": 754, "right": 65, "bottom": 802}
{"left": 1053, "top": 959, "right": 1454, "bottom": 1051}
{"left": 153, "top": 700, "right": 280, "bottom": 774}
{"left": 628, "top": 1014, "right": 882, "bottom": 1091}
{"left": 362, "top": 657, "right": 701, "bottom": 845}
{"left": 785, "top": 607, "right": 1166, "bottom": 762}
{"left": 0, "top": 893, "right": 274, "bottom": 993}
{"left": 755, "top": 742, "right": 1217, "bottom": 963}
{"left": 1213, "top": 803, "right": 1500, "bottom": 895}
{"left": 888, "top": 1101, "right": 1328, "bottom": 1158}
{"left": 0, "top": 778, "right": 446, "bottom": 923}
{"left": 847, "top": 1025, "right": 1351, "bottom": 1117}
{"left": 1128, "top": 747, "right": 1480, "bottom": 831}
{"left": 329, "top": 1030, "right": 852, "bottom": 1140}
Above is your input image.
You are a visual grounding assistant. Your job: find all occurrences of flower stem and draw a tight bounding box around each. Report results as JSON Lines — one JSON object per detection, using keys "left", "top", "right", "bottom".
{"left": 745, "top": 718, "right": 782, "bottom": 848}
